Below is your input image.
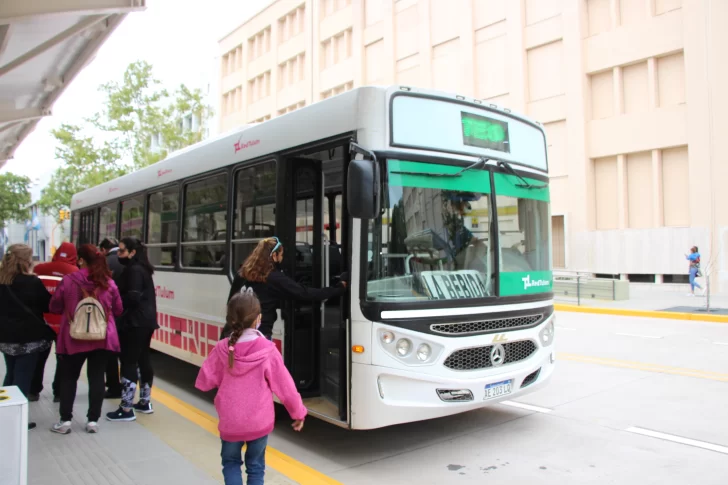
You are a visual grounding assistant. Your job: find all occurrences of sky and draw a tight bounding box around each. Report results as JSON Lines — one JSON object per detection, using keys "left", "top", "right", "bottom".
{"left": 1, "top": 0, "right": 273, "bottom": 200}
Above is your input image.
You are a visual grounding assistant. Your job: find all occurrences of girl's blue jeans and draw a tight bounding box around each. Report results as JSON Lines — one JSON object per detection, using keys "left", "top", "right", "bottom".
{"left": 220, "top": 435, "right": 268, "bottom": 485}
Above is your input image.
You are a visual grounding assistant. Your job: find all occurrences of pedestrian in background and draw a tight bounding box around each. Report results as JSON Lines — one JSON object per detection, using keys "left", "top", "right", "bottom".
{"left": 107, "top": 237, "right": 158, "bottom": 422}
{"left": 685, "top": 246, "right": 703, "bottom": 296}
{"left": 31, "top": 242, "right": 79, "bottom": 402}
{"left": 0, "top": 244, "right": 54, "bottom": 430}
{"left": 196, "top": 292, "right": 306, "bottom": 485}
{"left": 49, "top": 244, "right": 122, "bottom": 434}
{"left": 99, "top": 237, "right": 123, "bottom": 399}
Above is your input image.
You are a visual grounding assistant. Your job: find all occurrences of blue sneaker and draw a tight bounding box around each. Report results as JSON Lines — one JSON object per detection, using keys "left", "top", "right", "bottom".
{"left": 133, "top": 402, "right": 154, "bottom": 414}
{"left": 106, "top": 407, "right": 136, "bottom": 422}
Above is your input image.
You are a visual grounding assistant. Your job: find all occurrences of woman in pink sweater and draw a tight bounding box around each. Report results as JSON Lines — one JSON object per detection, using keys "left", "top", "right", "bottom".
{"left": 195, "top": 292, "right": 306, "bottom": 485}
{"left": 49, "top": 244, "right": 122, "bottom": 435}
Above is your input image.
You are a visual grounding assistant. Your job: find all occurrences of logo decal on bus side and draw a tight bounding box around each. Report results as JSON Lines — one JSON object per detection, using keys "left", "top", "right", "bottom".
{"left": 234, "top": 138, "right": 260, "bottom": 153}
{"left": 158, "top": 169, "right": 172, "bottom": 178}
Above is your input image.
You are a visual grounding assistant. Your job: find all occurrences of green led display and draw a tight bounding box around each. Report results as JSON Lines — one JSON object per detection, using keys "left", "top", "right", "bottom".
{"left": 461, "top": 112, "right": 510, "bottom": 153}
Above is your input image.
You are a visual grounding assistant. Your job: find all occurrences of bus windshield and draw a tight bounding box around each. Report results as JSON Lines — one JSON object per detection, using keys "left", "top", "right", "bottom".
{"left": 366, "top": 160, "right": 550, "bottom": 302}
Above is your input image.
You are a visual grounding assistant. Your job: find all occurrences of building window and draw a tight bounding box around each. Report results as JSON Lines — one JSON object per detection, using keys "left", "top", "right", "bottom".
{"left": 321, "top": 82, "right": 353, "bottom": 100}
{"left": 233, "top": 161, "right": 277, "bottom": 268}
{"left": 278, "top": 54, "right": 305, "bottom": 90}
{"left": 278, "top": 101, "right": 306, "bottom": 116}
{"left": 321, "top": 0, "right": 351, "bottom": 18}
{"left": 182, "top": 174, "right": 228, "bottom": 269}
{"left": 147, "top": 186, "right": 179, "bottom": 267}
{"left": 321, "top": 28, "right": 352, "bottom": 70}
{"left": 120, "top": 196, "right": 144, "bottom": 239}
{"left": 248, "top": 26, "right": 271, "bottom": 62}
{"left": 248, "top": 71, "right": 271, "bottom": 104}
{"left": 98, "top": 202, "right": 117, "bottom": 243}
{"left": 250, "top": 114, "right": 272, "bottom": 123}
{"left": 279, "top": 5, "right": 305, "bottom": 44}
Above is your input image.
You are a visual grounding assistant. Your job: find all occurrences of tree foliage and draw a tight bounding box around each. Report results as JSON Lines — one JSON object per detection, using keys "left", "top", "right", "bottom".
{"left": 38, "top": 124, "right": 127, "bottom": 220}
{"left": 39, "top": 60, "right": 212, "bottom": 220}
{"left": 0, "top": 172, "right": 32, "bottom": 229}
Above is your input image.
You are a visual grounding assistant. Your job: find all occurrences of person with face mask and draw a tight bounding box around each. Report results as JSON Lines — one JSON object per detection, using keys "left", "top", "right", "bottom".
{"left": 222, "top": 237, "right": 347, "bottom": 341}
{"left": 106, "top": 237, "right": 159, "bottom": 422}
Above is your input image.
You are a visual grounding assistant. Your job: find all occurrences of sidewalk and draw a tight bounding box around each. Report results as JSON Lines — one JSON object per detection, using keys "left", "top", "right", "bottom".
{"left": 554, "top": 282, "right": 728, "bottom": 313}
{"left": 1, "top": 357, "right": 297, "bottom": 485}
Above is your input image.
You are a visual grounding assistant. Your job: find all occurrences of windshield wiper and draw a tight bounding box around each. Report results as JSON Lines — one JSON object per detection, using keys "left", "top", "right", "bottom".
{"left": 390, "top": 158, "right": 490, "bottom": 178}
{"left": 497, "top": 161, "right": 548, "bottom": 189}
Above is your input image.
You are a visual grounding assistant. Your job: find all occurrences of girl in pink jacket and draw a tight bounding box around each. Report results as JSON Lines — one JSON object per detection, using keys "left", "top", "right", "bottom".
{"left": 195, "top": 292, "right": 306, "bottom": 485}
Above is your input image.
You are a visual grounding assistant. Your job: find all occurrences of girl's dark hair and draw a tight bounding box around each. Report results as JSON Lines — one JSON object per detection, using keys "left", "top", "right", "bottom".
{"left": 225, "top": 292, "right": 262, "bottom": 368}
{"left": 78, "top": 244, "right": 111, "bottom": 289}
{"left": 239, "top": 238, "right": 280, "bottom": 283}
{"left": 121, "top": 237, "right": 154, "bottom": 275}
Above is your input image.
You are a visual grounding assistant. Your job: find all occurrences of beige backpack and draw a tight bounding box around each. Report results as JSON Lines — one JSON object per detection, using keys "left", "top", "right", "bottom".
{"left": 69, "top": 288, "right": 108, "bottom": 341}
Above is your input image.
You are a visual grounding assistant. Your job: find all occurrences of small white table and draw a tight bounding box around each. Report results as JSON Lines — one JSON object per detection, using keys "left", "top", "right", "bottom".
{"left": 0, "top": 386, "right": 28, "bottom": 485}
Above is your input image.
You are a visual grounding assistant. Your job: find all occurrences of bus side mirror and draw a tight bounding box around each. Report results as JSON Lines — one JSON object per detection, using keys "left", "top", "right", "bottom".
{"left": 347, "top": 158, "right": 380, "bottom": 220}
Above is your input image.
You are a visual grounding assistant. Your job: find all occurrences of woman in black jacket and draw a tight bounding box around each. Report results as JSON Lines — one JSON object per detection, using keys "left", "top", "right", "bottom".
{"left": 106, "top": 237, "right": 159, "bottom": 422}
{"left": 224, "top": 237, "right": 346, "bottom": 340}
{"left": 0, "top": 244, "right": 54, "bottom": 430}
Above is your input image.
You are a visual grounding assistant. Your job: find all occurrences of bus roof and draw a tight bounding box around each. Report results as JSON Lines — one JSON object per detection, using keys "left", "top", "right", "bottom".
{"left": 70, "top": 85, "right": 544, "bottom": 211}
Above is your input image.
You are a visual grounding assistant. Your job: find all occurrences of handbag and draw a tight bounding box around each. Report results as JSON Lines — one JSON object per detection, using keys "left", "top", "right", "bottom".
{"left": 0, "top": 285, "right": 55, "bottom": 343}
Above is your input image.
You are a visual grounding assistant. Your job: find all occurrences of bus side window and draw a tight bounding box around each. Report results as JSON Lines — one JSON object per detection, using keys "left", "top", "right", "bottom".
{"left": 182, "top": 173, "right": 228, "bottom": 269}
{"left": 120, "top": 195, "right": 145, "bottom": 240}
{"left": 98, "top": 201, "right": 119, "bottom": 243}
{"left": 232, "top": 161, "right": 276, "bottom": 270}
{"left": 147, "top": 186, "right": 179, "bottom": 267}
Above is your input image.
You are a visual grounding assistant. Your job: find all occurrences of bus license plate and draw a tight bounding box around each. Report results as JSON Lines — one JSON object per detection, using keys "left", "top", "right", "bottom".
{"left": 484, "top": 380, "right": 512, "bottom": 400}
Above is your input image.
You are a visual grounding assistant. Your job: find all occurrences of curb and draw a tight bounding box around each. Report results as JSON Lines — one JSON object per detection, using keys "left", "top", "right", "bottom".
{"left": 554, "top": 303, "right": 728, "bottom": 324}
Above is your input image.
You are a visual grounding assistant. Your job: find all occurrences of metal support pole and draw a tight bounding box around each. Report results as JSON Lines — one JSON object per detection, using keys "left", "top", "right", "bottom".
{"left": 706, "top": 275, "right": 711, "bottom": 312}
{"left": 577, "top": 275, "right": 581, "bottom": 306}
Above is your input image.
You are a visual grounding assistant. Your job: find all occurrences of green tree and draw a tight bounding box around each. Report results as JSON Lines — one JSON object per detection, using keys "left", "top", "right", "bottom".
{"left": 38, "top": 124, "right": 127, "bottom": 221}
{"left": 38, "top": 61, "right": 212, "bottom": 219}
{"left": 93, "top": 60, "right": 211, "bottom": 169}
{"left": 0, "top": 172, "right": 32, "bottom": 229}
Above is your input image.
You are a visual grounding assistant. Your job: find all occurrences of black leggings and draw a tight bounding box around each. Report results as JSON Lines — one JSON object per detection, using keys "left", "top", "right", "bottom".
{"left": 119, "top": 327, "right": 155, "bottom": 384}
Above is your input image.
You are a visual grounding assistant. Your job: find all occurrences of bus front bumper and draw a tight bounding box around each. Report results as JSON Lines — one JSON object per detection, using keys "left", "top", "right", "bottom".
{"left": 350, "top": 351, "right": 555, "bottom": 430}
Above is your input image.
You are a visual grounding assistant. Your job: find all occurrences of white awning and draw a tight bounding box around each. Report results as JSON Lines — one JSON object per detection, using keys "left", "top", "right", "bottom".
{"left": 0, "top": 0, "right": 146, "bottom": 168}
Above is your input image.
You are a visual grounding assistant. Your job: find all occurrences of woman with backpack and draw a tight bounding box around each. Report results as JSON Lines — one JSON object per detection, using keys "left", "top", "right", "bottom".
{"left": 0, "top": 244, "right": 54, "bottom": 430}
{"left": 49, "top": 244, "right": 122, "bottom": 434}
{"left": 107, "top": 237, "right": 158, "bottom": 422}
{"left": 196, "top": 292, "right": 306, "bottom": 485}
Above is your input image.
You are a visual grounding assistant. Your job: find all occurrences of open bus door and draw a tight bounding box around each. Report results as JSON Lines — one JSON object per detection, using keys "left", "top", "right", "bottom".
{"left": 281, "top": 148, "right": 350, "bottom": 426}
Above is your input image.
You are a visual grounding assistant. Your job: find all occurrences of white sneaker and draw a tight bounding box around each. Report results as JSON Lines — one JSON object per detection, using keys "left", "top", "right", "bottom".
{"left": 86, "top": 421, "right": 99, "bottom": 434}
{"left": 686, "top": 293, "right": 694, "bottom": 297}
{"left": 51, "top": 421, "right": 72, "bottom": 434}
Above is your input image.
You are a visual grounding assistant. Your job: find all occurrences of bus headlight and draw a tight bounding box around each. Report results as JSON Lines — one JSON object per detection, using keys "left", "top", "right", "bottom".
{"left": 381, "top": 331, "right": 395, "bottom": 344}
{"left": 417, "top": 344, "right": 432, "bottom": 361}
{"left": 539, "top": 320, "right": 555, "bottom": 346}
{"left": 396, "top": 339, "right": 412, "bottom": 356}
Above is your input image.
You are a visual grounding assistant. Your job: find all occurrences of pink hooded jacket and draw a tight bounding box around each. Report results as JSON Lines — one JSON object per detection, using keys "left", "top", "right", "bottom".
{"left": 195, "top": 334, "right": 307, "bottom": 443}
{"left": 49, "top": 269, "right": 123, "bottom": 355}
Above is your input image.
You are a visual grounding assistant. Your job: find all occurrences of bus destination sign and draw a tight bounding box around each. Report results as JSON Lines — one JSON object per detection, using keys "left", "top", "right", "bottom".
{"left": 461, "top": 112, "right": 510, "bottom": 153}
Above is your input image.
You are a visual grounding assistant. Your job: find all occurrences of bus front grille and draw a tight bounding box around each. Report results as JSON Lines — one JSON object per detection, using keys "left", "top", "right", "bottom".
{"left": 443, "top": 340, "right": 538, "bottom": 371}
{"left": 431, "top": 314, "right": 543, "bottom": 336}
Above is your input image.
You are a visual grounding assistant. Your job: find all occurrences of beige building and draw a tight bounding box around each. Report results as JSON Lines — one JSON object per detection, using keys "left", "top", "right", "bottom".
{"left": 219, "top": 0, "right": 728, "bottom": 290}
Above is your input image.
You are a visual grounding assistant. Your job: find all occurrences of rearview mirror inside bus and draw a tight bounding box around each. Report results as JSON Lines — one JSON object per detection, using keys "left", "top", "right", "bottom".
{"left": 347, "top": 158, "right": 380, "bottom": 219}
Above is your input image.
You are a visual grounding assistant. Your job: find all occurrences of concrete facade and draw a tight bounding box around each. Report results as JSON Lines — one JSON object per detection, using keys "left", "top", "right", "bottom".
{"left": 218, "top": 0, "right": 728, "bottom": 290}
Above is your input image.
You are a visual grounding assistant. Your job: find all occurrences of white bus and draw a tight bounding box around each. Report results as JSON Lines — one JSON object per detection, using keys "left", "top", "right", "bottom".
{"left": 70, "top": 86, "right": 555, "bottom": 429}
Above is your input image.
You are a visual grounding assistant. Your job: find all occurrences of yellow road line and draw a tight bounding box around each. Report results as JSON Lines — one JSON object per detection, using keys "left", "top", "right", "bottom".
{"left": 558, "top": 352, "right": 728, "bottom": 383}
{"left": 152, "top": 387, "right": 343, "bottom": 485}
{"left": 554, "top": 303, "right": 728, "bottom": 324}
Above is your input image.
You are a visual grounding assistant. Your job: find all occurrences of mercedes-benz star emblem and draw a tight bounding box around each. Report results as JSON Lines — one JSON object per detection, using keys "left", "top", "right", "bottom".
{"left": 490, "top": 344, "right": 505, "bottom": 367}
